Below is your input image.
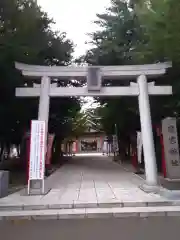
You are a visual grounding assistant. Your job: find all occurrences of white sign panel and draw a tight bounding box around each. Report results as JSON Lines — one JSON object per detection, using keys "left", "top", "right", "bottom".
{"left": 29, "top": 120, "right": 46, "bottom": 180}
{"left": 162, "top": 118, "right": 180, "bottom": 179}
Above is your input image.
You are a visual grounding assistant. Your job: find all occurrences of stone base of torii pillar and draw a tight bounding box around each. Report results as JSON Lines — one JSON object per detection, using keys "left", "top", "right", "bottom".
{"left": 139, "top": 184, "right": 161, "bottom": 194}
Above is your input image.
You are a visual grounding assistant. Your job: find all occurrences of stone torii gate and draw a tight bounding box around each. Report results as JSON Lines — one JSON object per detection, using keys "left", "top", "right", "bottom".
{"left": 15, "top": 62, "right": 172, "bottom": 192}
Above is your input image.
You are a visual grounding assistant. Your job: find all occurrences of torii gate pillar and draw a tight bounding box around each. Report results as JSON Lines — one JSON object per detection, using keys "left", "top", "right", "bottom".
{"left": 38, "top": 76, "right": 51, "bottom": 146}
{"left": 138, "top": 75, "right": 158, "bottom": 192}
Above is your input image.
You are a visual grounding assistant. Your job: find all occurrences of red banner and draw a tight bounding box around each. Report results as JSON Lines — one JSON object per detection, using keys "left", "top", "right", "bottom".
{"left": 46, "top": 134, "right": 55, "bottom": 166}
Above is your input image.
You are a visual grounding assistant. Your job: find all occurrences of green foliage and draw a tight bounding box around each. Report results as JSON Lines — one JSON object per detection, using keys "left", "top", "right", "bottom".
{"left": 83, "top": 0, "right": 180, "bottom": 139}
{"left": 132, "top": 0, "right": 180, "bottom": 63}
{"left": 0, "top": 0, "right": 80, "bottom": 147}
{"left": 133, "top": 0, "right": 180, "bottom": 120}
{"left": 83, "top": 0, "right": 142, "bottom": 135}
{"left": 84, "top": 0, "right": 141, "bottom": 65}
{"left": 70, "top": 112, "right": 89, "bottom": 138}
{"left": 69, "top": 108, "right": 103, "bottom": 138}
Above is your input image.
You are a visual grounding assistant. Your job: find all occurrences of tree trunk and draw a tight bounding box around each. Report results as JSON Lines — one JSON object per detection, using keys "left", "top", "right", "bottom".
{"left": 17, "top": 144, "right": 21, "bottom": 157}
{"left": 6, "top": 143, "right": 11, "bottom": 159}
{"left": 127, "top": 135, "right": 131, "bottom": 159}
{"left": 52, "top": 136, "right": 63, "bottom": 164}
{"left": 0, "top": 142, "right": 5, "bottom": 161}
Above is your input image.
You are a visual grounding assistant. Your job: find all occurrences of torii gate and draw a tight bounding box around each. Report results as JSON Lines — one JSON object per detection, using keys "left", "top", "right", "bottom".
{"left": 15, "top": 62, "right": 172, "bottom": 193}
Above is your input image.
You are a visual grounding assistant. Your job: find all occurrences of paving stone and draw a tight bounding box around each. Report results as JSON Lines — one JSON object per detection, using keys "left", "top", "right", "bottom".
{"left": 58, "top": 208, "right": 86, "bottom": 219}
{"left": 3, "top": 210, "right": 59, "bottom": 221}
{"left": 98, "top": 202, "right": 122, "bottom": 208}
{"left": 164, "top": 206, "right": 180, "bottom": 216}
{"left": 147, "top": 201, "right": 174, "bottom": 207}
{"left": 32, "top": 214, "right": 58, "bottom": 220}
{"left": 5, "top": 215, "right": 32, "bottom": 221}
{"left": 123, "top": 201, "right": 147, "bottom": 207}
{"left": 113, "top": 209, "right": 139, "bottom": 218}
{"left": 59, "top": 189, "right": 79, "bottom": 202}
{"left": 23, "top": 204, "right": 49, "bottom": 210}
{"left": 94, "top": 183, "right": 109, "bottom": 189}
{"left": 86, "top": 208, "right": 114, "bottom": 218}
{"left": 0, "top": 205, "right": 23, "bottom": 211}
{"left": 81, "top": 181, "right": 94, "bottom": 189}
{"left": 78, "top": 189, "right": 97, "bottom": 202}
{"left": 139, "top": 211, "right": 166, "bottom": 217}
{"left": 113, "top": 206, "right": 168, "bottom": 218}
{"left": 3, "top": 206, "right": 180, "bottom": 222}
{"left": 65, "top": 184, "right": 81, "bottom": 190}
{"left": 48, "top": 203, "right": 71, "bottom": 209}
{"left": 74, "top": 201, "right": 98, "bottom": 208}
{"left": 41, "top": 189, "right": 65, "bottom": 203}
{"left": 96, "top": 188, "right": 117, "bottom": 203}
{"left": 170, "top": 201, "right": 180, "bottom": 206}
{"left": 17, "top": 196, "right": 43, "bottom": 202}
{"left": 167, "top": 211, "right": 180, "bottom": 216}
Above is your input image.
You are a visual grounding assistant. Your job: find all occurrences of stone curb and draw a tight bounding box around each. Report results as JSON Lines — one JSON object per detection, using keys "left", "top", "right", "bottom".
{"left": 1, "top": 200, "right": 180, "bottom": 211}
{"left": 1, "top": 206, "right": 180, "bottom": 221}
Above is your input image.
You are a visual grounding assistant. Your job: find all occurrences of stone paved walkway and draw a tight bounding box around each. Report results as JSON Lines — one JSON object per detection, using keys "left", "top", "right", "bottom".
{"left": 0, "top": 154, "right": 177, "bottom": 211}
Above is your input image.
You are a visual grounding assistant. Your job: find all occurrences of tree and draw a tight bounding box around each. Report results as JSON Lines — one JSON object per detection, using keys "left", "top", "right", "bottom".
{"left": 68, "top": 107, "right": 103, "bottom": 139}
{"left": 131, "top": 0, "right": 180, "bottom": 121}
{"left": 130, "top": 0, "right": 180, "bottom": 63}
{"left": 83, "top": 0, "right": 142, "bottom": 66}
{"left": 0, "top": 0, "right": 80, "bottom": 161}
{"left": 81, "top": 0, "right": 180, "bottom": 159}
{"left": 80, "top": 0, "right": 142, "bottom": 157}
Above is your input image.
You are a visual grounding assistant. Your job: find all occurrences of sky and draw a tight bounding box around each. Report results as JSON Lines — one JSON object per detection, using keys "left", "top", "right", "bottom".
{"left": 37, "top": 0, "right": 110, "bottom": 57}
{"left": 37, "top": 0, "right": 110, "bottom": 110}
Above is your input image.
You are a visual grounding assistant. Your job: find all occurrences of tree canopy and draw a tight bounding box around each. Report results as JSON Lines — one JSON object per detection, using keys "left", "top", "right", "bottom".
{"left": 0, "top": 0, "right": 81, "bottom": 158}
{"left": 79, "top": 0, "right": 180, "bottom": 157}
{"left": 2, "top": 0, "right": 180, "bottom": 160}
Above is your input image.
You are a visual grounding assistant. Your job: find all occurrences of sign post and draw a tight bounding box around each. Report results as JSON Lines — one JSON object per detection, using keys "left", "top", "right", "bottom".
{"left": 162, "top": 118, "right": 180, "bottom": 180}
{"left": 28, "top": 120, "right": 46, "bottom": 195}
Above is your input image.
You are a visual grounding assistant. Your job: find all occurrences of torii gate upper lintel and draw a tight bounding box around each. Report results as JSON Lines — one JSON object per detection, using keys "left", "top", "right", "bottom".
{"left": 15, "top": 61, "right": 172, "bottom": 193}
{"left": 15, "top": 61, "right": 171, "bottom": 79}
